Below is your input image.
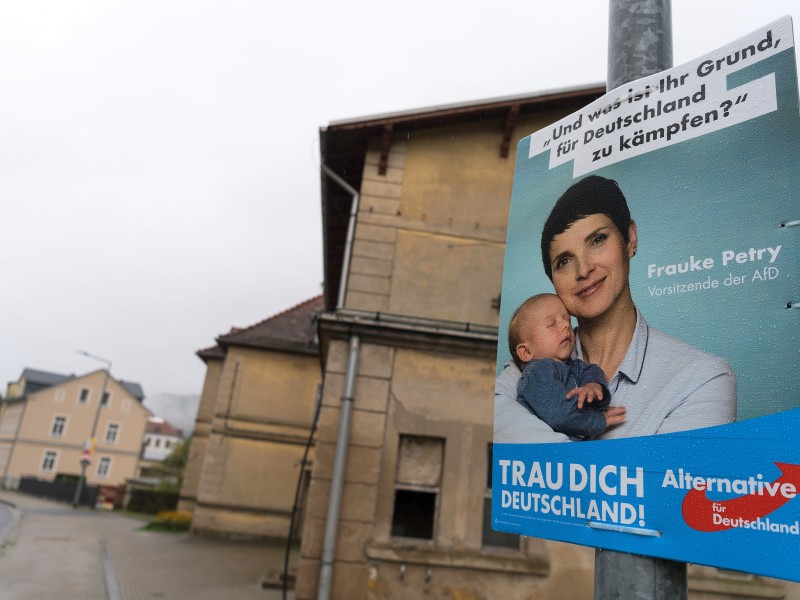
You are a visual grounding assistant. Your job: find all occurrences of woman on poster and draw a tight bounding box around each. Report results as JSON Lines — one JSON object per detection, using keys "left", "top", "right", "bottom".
{"left": 494, "top": 175, "right": 737, "bottom": 443}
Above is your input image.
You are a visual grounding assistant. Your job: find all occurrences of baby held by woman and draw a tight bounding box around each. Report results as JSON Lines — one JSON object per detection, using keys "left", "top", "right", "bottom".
{"left": 509, "top": 293, "right": 626, "bottom": 439}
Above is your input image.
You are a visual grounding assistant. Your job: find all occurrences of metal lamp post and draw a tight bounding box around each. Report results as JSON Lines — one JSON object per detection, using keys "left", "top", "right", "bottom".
{"left": 71, "top": 350, "right": 111, "bottom": 508}
{"left": 596, "top": 2, "right": 687, "bottom": 599}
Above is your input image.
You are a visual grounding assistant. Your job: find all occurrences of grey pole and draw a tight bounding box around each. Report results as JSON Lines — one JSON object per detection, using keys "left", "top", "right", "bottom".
{"left": 596, "top": 550, "right": 686, "bottom": 600}
{"left": 608, "top": 0, "right": 672, "bottom": 91}
{"left": 597, "top": 2, "right": 686, "bottom": 598}
{"left": 72, "top": 351, "right": 112, "bottom": 508}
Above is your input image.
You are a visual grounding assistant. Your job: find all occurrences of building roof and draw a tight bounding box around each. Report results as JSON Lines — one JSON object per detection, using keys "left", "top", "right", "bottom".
{"left": 196, "top": 344, "right": 226, "bottom": 363}
{"left": 8, "top": 368, "right": 144, "bottom": 402}
{"left": 146, "top": 417, "right": 183, "bottom": 438}
{"left": 20, "top": 368, "right": 74, "bottom": 395}
{"left": 215, "top": 295, "right": 323, "bottom": 355}
{"left": 327, "top": 84, "right": 604, "bottom": 129}
{"left": 319, "top": 84, "right": 605, "bottom": 310}
{"left": 119, "top": 380, "right": 145, "bottom": 402}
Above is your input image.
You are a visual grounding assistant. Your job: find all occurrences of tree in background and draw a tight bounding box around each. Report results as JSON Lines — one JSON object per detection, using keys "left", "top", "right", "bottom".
{"left": 156, "top": 440, "right": 189, "bottom": 493}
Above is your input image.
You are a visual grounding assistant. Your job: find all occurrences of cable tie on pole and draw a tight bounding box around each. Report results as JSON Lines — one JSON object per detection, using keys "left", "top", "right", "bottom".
{"left": 587, "top": 521, "right": 661, "bottom": 537}
{"left": 780, "top": 220, "right": 800, "bottom": 228}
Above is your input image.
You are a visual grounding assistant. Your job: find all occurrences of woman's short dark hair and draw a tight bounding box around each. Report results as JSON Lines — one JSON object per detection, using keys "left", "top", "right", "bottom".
{"left": 540, "top": 175, "right": 631, "bottom": 280}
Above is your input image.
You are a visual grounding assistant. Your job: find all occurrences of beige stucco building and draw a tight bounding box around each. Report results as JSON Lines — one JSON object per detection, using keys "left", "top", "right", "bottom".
{"left": 0, "top": 368, "right": 149, "bottom": 488}
{"left": 294, "top": 87, "right": 796, "bottom": 600}
{"left": 179, "top": 296, "right": 323, "bottom": 540}
{"left": 176, "top": 84, "right": 797, "bottom": 598}
{"left": 296, "top": 86, "right": 602, "bottom": 599}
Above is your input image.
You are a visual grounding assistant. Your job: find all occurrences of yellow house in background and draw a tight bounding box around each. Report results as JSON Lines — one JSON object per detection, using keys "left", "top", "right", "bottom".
{"left": 180, "top": 296, "right": 323, "bottom": 540}
{"left": 0, "top": 368, "right": 150, "bottom": 488}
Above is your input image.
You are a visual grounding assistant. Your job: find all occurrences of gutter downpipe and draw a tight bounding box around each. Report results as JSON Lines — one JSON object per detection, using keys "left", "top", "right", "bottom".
{"left": 317, "top": 164, "right": 362, "bottom": 600}
{"left": 316, "top": 334, "right": 360, "bottom": 600}
{"left": 596, "top": 2, "right": 686, "bottom": 599}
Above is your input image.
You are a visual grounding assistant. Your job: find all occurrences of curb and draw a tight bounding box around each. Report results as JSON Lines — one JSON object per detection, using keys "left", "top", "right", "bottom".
{"left": 0, "top": 503, "right": 23, "bottom": 549}
{"left": 99, "top": 539, "right": 122, "bottom": 600}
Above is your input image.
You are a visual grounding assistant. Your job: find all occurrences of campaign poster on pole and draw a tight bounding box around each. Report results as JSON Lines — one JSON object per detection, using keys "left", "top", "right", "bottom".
{"left": 492, "top": 17, "right": 800, "bottom": 580}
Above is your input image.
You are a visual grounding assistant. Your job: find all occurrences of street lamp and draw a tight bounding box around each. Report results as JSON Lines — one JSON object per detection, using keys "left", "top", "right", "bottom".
{"left": 72, "top": 350, "right": 111, "bottom": 508}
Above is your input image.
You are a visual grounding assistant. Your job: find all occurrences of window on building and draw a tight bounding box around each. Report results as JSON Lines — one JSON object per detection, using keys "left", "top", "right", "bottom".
{"left": 78, "top": 388, "right": 90, "bottom": 405}
{"left": 155, "top": 438, "right": 161, "bottom": 448}
{"left": 100, "top": 391, "right": 110, "bottom": 408}
{"left": 390, "top": 435, "right": 443, "bottom": 540}
{"left": 482, "top": 443, "right": 521, "bottom": 549}
{"left": 165, "top": 440, "right": 171, "bottom": 449}
{"left": 51, "top": 416, "right": 67, "bottom": 438}
{"left": 105, "top": 423, "right": 119, "bottom": 444}
{"left": 97, "top": 457, "right": 111, "bottom": 478}
{"left": 41, "top": 450, "right": 58, "bottom": 473}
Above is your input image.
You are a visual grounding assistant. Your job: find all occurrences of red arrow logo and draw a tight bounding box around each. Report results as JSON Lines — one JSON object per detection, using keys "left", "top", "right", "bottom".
{"left": 682, "top": 463, "right": 800, "bottom": 532}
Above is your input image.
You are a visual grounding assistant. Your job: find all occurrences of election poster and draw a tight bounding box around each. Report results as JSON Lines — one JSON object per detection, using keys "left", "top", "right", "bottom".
{"left": 492, "top": 17, "right": 800, "bottom": 580}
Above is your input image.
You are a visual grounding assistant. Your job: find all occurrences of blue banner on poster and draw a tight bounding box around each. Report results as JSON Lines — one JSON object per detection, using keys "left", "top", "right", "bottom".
{"left": 493, "top": 17, "right": 800, "bottom": 581}
{"left": 493, "top": 410, "right": 800, "bottom": 579}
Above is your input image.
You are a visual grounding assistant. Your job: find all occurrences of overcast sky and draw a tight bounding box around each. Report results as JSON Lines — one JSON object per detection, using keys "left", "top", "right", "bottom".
{"left": 2, "top": 1, "right": 797, "bottom": 407}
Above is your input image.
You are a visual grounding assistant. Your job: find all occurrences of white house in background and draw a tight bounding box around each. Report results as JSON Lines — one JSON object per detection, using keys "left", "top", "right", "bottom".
{"left": 142, "top": 417, "right": 183, "bottom": 461}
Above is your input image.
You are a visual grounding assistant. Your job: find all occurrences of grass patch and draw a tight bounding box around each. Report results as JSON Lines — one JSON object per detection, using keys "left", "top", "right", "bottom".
{"left": 142, "top": 509, "right": 192, "bottom": 532}
{"left": 115, "top": 509, "right": 154, "bottom": 522}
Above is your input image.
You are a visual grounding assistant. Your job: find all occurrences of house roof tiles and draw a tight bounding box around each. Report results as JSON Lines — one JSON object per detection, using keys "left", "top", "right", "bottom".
{"left": 197, "top": 345, "right": 226, "bottom": 362}
{"left": 216, "top": 295, "right": 323, "bottom": 355}
{"left": 146, "top": 417, "right": 183, "bottom": 438}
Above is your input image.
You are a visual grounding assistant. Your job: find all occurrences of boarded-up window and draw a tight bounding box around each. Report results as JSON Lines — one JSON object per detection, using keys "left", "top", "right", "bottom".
{"left": 391, "top": 435, "right": 443, "bottom": 540}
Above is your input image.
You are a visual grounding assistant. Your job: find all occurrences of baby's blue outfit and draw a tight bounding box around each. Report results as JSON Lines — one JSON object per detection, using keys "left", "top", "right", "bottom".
{"left": 516, "top": 358, "right": 610, "bottom": 438}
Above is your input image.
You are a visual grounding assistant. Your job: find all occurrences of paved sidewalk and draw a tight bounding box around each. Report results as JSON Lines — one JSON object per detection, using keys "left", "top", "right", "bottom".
{"left": 0, "top": 490, "right": 296, "bottom": 599}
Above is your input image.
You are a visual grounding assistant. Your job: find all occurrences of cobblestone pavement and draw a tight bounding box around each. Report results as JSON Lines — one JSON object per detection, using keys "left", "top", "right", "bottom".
{"left": 0, "top": 490, "right": 296, "bottom": 599}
